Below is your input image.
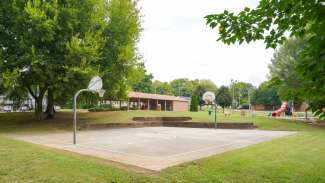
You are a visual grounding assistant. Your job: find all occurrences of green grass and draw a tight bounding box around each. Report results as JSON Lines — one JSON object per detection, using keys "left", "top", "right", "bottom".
{"left": 0, "top": 110, "right": 317, "bottom": 132}
{"left": 0, "top": 111, "right": 325, "bottom": 182}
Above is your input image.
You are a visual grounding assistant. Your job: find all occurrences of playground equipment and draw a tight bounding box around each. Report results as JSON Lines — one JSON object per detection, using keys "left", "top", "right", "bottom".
{"left": 224, "top": 111, "right": 231, "bottom": 117}
{"left": 240, "top": 110, "right": 246, "bottom": 117}
{"left": 272, "top": 101, "right": 289, "bottom": 117}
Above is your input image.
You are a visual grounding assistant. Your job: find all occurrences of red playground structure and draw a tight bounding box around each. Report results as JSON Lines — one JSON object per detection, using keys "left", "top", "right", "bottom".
{"left": 272, "top": 101, "right": 288, "bottom": 117}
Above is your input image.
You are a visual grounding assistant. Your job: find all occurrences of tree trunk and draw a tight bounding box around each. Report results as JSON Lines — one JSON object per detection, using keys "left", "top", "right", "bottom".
{"left": 45, "top": 89, "right": 55, "bottom": 119}
{"left": 35, "top": 97, "right": 43, "bottom": 120}
{"left": 28, "top": 85, "right": 48, "bottom": 121}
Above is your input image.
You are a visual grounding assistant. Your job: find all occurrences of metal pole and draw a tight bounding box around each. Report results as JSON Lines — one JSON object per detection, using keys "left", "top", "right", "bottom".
{"left": 248, "top": 89, "right": 251, "bottom": 111}
{"left": 214, "top": 104, "right": 217, "bottom": 129}
{"left": 73, "top": 94, "right": 77, "bottom": 144}
{"left": 73, "top": 89, "right": 89, "bottom": 145}
{"left": 231, "top": 80, "right": 234, "bottom": 109}
{"left": 238, "top": 91, "right": 240, "bottom": 108}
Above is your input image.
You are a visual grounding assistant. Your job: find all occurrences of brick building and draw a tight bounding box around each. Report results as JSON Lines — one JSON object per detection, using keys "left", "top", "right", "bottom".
{"left": 127, "top": 92, "right": 190, "bottom": 111}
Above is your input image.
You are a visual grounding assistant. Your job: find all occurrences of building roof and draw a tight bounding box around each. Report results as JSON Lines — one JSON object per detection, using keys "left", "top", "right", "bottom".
{"left": 128, "top": 92, "right": 189, "bottom": 102}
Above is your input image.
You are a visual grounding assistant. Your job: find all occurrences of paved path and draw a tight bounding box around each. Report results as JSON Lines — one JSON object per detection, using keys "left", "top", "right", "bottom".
{"left": 10, "top": 127, "right": 295, "bottom": 171}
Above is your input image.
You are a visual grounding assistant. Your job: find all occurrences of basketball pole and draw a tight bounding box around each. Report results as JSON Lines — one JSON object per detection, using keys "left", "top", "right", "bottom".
{"left": 73, "top": 89, "right": 91, "bottom": 145}
{"left": 214, "top": 103, "right": 217, "bottom": 129}
{"left": 73, "top": 76, "right": 105, "bottom": 145}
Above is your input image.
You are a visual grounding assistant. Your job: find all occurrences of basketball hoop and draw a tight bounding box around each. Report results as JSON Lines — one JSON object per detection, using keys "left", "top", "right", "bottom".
{"left": 97, "top": 89, "right": 106, "bottom": 98}
{"left": 202, "top": 91, "right": 217, "bottom": 129}
{"left": 203, "top": 91, "right": 215, "bottom": 104}
{"left": 88, "top": 76, "right": 103, "bottom": 91}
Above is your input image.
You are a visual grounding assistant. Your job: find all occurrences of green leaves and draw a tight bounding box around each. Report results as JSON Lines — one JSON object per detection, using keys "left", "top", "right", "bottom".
{"left": 190, "top": 94, "right": 199, "bottom": 112}
{"left": 100, "top": 0, "right": 142, "bottom": 99}
{"left": 215, "top": 86, "right": 232, "bottom": 109}
{"left": 205, "top": 0, "right": 325, "bottom": 118}
{"left": 0, "top": 0, "right": 111, "bottom": 118}
{"left": 205, "top": 0, "right": 320, "bottom": 49}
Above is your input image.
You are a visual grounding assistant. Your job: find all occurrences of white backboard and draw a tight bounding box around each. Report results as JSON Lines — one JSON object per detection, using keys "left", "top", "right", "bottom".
{"left": 87, "top": 76, "right": 103, "bottom": 91}
{"left": 202, "top": 91, "right": 215, "bottom": 104}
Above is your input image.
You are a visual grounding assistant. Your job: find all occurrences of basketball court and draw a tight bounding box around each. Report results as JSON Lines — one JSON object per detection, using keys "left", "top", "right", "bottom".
{"left": 10, "top": 127, "right": 295, "bottom": 171}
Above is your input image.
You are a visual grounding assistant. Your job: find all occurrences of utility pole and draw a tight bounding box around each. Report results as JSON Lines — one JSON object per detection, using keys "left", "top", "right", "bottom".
{"left": 238, "top": 90, "right": 241, "bottom": 108}
{"left": 248, "top": 89, "right": 251, "bottom": 111}
{"left": 231, "top": 79, "right": 237, "bottom": 109}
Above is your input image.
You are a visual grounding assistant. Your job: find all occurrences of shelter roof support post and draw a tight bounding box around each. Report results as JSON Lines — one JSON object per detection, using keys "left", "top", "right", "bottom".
{"left": 165, "top": 100, "right": 167, "bottom": 111}
{"left": 138, "top": 98, "right": 140, "bottom": 110}
{"left": 147, "top": 99, "right": 150, "bottom": 110}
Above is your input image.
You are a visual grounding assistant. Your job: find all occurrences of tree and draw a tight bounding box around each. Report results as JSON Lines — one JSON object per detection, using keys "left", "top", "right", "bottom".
{"left": 152, "top": 81, "right": 173, "bottom": 95}
{"left": 251, "top": 81, "right": 281, "bottom": 110}
{"left": 205, "top": 0, "right": 325, "bottom": 117}
{"left": 268, "top": 37, "right": 307, "bottom": 104}
{"left": 229, "top": 82, "right": 254, "bottom": 106}
{"left": 215, "top": 86, "right": 232, "bottom": 112}
{"left": 100, "top": 0, "right": 143, "bottom": 101}
{"left": 170, "top": 78, "right": 194, "bottom": 97}
{"left": 0, "top": 0, "right": 106, "bottom": 119}
{"left": 190, "top": 94, "right": 199, "bottom": 112}
{"left": 132, "top": 71, "right": 154, "bottom": 93}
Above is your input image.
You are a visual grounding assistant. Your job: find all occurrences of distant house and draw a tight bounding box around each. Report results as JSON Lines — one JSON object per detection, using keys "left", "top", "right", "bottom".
{"left": 127, "top": 92, "right": 190, "bottom": 111}
{"left": 0, "top": 94, "right": 40, "bottom": 111}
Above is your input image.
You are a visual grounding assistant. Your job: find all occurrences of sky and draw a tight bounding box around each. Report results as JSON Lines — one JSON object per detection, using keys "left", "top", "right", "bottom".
{"left": 137, "top": 0, "right": 275, "bottom": 87}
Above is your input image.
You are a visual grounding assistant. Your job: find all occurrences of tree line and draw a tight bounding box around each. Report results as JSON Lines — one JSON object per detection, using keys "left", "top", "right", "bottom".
{"left": 132, "top": 75, "right": 284, "bottom": 112}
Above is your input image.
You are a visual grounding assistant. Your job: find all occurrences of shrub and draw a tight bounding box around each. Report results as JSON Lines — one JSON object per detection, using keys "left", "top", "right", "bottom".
{"left": 190, "top": 94, "right": 199, "bottom": 112}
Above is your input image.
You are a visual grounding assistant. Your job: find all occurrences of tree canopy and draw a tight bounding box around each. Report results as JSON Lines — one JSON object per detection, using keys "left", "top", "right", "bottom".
{"left": 100, "top": 0, "right": 143, "bottom": 101}
{"left": 170, "top": 78, "right": 195, "bottom": 97}
{"left": 229, "top": 81, "right": 254, "bottom": 106}
{"left": 132, "top": 71, "right": 154, "bottom": 93}
{"left": 251, "top": 80, "right": 281, "bottom": 110}
{"left": 205, "top": 0, "right": 325, "bottom": 117}
{"left": 215, "top": 86, "right": 232, "bottom": 112}
{"left": 0, "top": 0, "right": 106, "bottom": 119}
{"left": 152, "top": 80, "right": 173, "bottom": 95}
{"left": 268, "top": 37, "right": 307, "bottom": 102}
{"left": 0, "top": 0, "right": 143, "bottom": 119}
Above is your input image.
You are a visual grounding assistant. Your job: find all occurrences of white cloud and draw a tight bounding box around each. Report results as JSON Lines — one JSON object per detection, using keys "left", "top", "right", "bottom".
{"left": 137, "top": 0, "right": 274, "bottom": 87}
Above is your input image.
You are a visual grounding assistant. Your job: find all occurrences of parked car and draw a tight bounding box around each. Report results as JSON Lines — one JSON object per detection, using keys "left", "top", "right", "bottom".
{"left": 19, "top": 105, "right": 29, "bottom": 112}
{"left": 238, "top": 104, "right": 250, "bottom": 110}
{"left": 3, "top": 105, "right": 13, "bottom": 112}
{"left": 54, "top": 105, "right": 61, "bottom": 111}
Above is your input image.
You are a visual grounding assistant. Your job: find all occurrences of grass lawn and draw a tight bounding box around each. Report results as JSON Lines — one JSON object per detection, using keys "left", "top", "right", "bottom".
{"left": 0, "top": 111, "right": 325, "bottom": 182}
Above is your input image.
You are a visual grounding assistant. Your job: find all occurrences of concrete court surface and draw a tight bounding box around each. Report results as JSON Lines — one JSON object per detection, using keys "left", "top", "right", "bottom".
{"left": 10, "top": 127, "right": 295, "bottom": 171}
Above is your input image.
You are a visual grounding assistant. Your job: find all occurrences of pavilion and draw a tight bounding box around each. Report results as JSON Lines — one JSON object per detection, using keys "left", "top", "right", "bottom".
{"left": 127, "top": 92, "right": 190, "bottom": 111}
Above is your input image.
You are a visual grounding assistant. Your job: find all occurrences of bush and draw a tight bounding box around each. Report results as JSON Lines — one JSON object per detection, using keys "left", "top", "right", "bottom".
{"left": 98, "top": 104, "right": 113, "bottom": 109}
{"left": 79, "top": 103, "right": 96, "bottom": 109}
{"left": 190, "top": 94, "right": 199, "bottom": 112}
{"left": 88, "top": 104, "right": 119, "bottom": 112}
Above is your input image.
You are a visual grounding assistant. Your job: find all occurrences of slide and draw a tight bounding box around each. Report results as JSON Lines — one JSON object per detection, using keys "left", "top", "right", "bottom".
{"left": 272, "top": 101, "right": 288, "bottom": 117}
